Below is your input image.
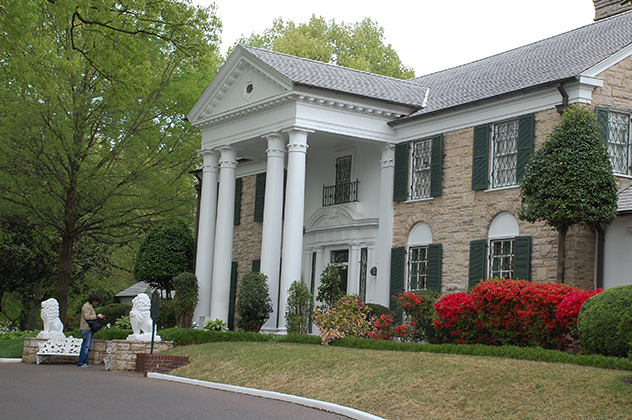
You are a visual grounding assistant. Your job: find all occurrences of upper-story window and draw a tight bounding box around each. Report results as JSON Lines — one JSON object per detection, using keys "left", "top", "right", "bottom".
{"left": 597, "top": 107, "right": 631, "bottom": 176}
{"left": 472, "top": 114, "right": 534, "bottom": 191}
{"left": 393, "top": 134, "right": 443, "bottom": 202}
{"left": 491, "top": 119, "right": 519, "bottom": 188}
{"left": 410, "top": 139, "right": 432, "bottom": 199}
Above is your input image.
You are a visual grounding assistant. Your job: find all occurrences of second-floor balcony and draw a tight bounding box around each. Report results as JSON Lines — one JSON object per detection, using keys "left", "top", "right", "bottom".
{"left": 322, "top": 179, "right": 360, "bottom": 207}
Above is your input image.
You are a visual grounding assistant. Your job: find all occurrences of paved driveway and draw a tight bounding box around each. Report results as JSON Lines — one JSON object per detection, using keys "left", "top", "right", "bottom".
{"left": 0, "top": 363, "right": 359, "bottom": 420}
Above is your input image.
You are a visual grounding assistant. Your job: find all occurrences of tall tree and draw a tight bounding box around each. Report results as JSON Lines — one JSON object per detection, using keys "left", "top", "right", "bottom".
{"left": 237, "top": 15, "right": 415, "bottom": 79}
{"left": 0, "top": 0, "right": 221, "bottom": 323}
{"left": 518, "top": 105, "right": 618, "bottom": 283}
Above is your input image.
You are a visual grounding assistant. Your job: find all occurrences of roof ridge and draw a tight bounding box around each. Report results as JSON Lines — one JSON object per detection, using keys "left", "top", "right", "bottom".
{"left": 240, "top": 44, "right": 423, "bottom": 86}
{"left": 412, "top": 10, "right": 632, "bottom": 81}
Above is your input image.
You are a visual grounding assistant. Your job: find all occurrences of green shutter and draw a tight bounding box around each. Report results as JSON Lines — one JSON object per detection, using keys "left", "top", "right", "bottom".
{"left": 251, "top": 259, "right": 261, "bottom": 272}
{"left": 254, "top": 173, "right": 266, "bottom": 222}
{"left": 390, "top": 247, "right": 406, "bottom": 323}
{"left": 517, "top": 114, "right": 535, "bottom": 182}
{"left": 514, "top": 236, "right": 532, "bottom": 281}
{"left": 234, "top": 178, "right": 242, "bottom": 226}
{"left": 596, "top": 107, "right": 610, "bottom": 145}
{"left": 393, "top": 142, "right": 409, "bottom": 202}
{"left": 472, "top": 124, "right": 490, "bottom": 190}
{"left": 430, "top": 134, "right": 443, "bottom": 197}
{"left": 227, "top": 261, "right": 238, "bottom": 331}
{"left": 427, "top": 244, "right": 442, "bottom": 293}
{"left": 468, "top": 240, "right": 487, "bottom": 289}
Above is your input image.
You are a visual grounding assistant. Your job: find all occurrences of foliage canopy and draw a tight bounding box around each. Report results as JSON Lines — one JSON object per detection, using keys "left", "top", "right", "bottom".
{"left": 0, "top": 0, "right": 221, "bottom": 322}
{"left": 237, "top": 15, "right": 415, "bottom": 79}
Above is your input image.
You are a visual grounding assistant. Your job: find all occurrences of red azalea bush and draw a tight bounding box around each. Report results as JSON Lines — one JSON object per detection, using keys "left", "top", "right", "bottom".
{"left": 434, "top": 292, "right": 477, "bottom": 344}
{"left": 368, "top": 314, "right": 396, "bottom": 340}
{"left": 432, "top": 279, "right": 603, "bottom": 350}
{"left": 471, "top": 279, "right": 576, "bottom": 348}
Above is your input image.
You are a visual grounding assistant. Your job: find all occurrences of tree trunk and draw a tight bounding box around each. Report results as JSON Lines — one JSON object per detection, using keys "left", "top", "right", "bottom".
{"left": 55, "top": 234, "right": 74, "bottom": 326}
{"left": 557, "top": 229, "right": 567, "bottom": 284}
{"left": 21, "top": 280, "right": 42, "bottom": 331}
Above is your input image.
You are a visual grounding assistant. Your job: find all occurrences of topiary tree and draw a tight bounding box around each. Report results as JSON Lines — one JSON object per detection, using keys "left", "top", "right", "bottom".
{"left": 316, "top": 265, "right": 345, "bottom": 308}
{"left": 235, "top": 271, "right": 272, "bottom": 332}
{"left": 518, "top": 105, "right": 618, "bottom": 283}
{"left": 577, "top": 285, "right": 632, "bottom": 357}
{"left": 133, "top": 221, "right": 195, "bottom": 296}
{"left": 285, "top": 280, "right": 313, "bottom": 335}
{"left": 172, "top": 272, "right": 199, "bottom": 329}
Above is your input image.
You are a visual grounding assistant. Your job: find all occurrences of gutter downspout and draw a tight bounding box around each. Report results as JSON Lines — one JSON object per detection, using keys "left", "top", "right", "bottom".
{"left": 556, "top": 83, "right": 569, "bottom": 115}
{"left": 595, "top": 223, "right": 605, "bottom": 290}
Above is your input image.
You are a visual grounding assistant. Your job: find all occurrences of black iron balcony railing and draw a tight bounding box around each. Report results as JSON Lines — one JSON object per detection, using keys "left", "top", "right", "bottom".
{"left": 322, "top": 179, "right": 359, "bottom": 207}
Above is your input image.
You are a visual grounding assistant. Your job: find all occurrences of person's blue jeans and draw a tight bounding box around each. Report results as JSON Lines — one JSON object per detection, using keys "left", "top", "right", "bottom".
{"left": 78, "top": 329, "right": 94, "bottom": 366}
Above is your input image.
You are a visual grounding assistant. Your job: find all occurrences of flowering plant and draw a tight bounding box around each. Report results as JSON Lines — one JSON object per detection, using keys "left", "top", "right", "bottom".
{"left": 368, "top": 314, "right": 396, "bottom": 340}
{"left": 434, "top": 292, "right": 477, "bottom": 344}
{"left": 313, "top": 294, "right": 372, "bottom": 345}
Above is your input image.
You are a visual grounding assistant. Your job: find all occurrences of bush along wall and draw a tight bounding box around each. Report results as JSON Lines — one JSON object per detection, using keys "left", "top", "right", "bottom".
{"left": 362, "top": 279, "right": 603, "bottom": 354}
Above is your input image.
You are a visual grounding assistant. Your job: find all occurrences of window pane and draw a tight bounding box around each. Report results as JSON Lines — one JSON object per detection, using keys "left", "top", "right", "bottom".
{"left": 491, "top": 120, "right": 518, "bottom": 188}
{"left": 490, "top": 239, "right": 514, "bottom": 279}
{"left": 608, "top": 111, "right": 630, "bottom": 175}
{"left": 407, "top": 246, "right": 428, "bottom": 291}
{"left": 411, "top": 139, "right": 432, "bottom": 199}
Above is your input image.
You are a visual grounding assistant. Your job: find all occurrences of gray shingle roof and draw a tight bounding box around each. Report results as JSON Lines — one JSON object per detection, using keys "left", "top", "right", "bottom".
{"left": 241, "top": 45, "right": 429, "bottom": 108}
{"left": 115, "top": 282, "right": 151, "bottom": 298}
{"left": 396, "top": 10, "right": 632, "bottom": 123}
{"left": 240, "top": 11, "right": 632, "bottom": 124}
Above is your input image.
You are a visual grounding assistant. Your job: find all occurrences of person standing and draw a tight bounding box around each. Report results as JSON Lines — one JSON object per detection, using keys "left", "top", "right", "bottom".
{"left": 78, "top": 293, "right": 104, "bottom": 367}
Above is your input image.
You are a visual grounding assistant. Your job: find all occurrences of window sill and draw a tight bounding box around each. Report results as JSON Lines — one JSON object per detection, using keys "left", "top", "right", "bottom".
{"left": 484, "top": 185, "right": 520, "bottom": 193}
{"left": 405, "top": 196, "right": 434, "bottom": 204}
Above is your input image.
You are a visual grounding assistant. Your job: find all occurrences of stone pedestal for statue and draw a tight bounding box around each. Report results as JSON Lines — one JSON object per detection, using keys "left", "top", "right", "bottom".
{"left": 36, "top": 298, "right": 66, "bottom": 340}
{"left": 126, "top": 293, "right": 161, "bottom": 342}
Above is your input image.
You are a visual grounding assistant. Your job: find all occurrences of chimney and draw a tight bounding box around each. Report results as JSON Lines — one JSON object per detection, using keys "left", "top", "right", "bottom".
{"left": 594, "top": 0, "right": 632, "bottom": 20}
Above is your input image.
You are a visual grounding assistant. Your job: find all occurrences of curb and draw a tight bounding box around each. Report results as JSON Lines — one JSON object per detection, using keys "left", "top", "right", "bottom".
{"left": 147, "top": 372, "right": 386, "bottom": 420}
{"left": 0, "top": 358, "right": 22, "bottom": 363}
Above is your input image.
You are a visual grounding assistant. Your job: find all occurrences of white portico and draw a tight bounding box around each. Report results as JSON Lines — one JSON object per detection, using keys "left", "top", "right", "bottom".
{"left": 187, "top": 45, "right": 425, "bottom": 331}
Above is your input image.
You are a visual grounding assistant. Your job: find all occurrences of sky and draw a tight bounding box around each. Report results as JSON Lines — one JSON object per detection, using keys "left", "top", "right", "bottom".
{"left": 194, "top": 0, "right": 597, "bottom": 77}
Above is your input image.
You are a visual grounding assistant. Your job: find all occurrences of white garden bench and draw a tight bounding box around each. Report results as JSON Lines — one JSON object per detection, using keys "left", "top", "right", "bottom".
{"left": 36, "top": 337, "right": 82, "bottom": 364}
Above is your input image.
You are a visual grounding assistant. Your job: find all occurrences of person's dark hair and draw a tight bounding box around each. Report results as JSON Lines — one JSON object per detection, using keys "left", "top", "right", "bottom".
{"left": 87, "top": 293, "right": 100, "bottom": 304}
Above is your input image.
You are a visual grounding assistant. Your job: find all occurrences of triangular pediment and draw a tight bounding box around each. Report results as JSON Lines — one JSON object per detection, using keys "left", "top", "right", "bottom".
{"left": 187, "top": 46, "right": 293, "bottom": 125}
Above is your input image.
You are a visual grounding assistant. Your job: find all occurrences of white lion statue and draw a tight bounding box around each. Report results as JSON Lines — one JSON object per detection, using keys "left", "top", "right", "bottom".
{"left": 37, "top": 298, "right": 65, "bottom": 340}
{"left": 127, "top": 293, "right": 160, "bottom": 342}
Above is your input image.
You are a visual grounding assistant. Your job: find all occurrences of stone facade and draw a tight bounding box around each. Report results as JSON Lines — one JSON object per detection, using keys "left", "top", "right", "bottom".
{"left": 232, "top": 173, "right": 264, "bottom": 284}
{"left": 393, "top": 108, "right": 596, "bottom": 291}
{"left": 594, "top": 0, "right": 632, "bottom": 20}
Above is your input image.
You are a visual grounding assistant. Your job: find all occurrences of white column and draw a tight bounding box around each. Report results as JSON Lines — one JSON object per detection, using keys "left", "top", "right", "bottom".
{"left": 278, "top": 129, "right": 311, "bottom": 334}
{"left": 372, "top": 144, "right": 395, "bottom": 306}
{"left": 347, "top": 244, "right": 361, "bottom": 295}
{"left": 260, "top": 133, "right": 286, "bottom": 332}
{"left": 193, "top": 150, "right": 219, "bottom": 327}
{"left": 210, "top": 146, "right": 237, "bottom": 323}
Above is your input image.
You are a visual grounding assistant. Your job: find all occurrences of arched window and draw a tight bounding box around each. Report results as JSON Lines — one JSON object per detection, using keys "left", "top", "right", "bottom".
{"left": 405, "top": 223, "right": 442, "bottom": 292}
{"left": 468, "top": 212, "right": 531, "bottom": 288}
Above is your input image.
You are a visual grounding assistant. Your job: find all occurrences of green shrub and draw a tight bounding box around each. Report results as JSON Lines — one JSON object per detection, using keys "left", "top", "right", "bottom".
{"left": 203, "top": 318, "right": 227, "bottom": 332}
{"left": 236, "top": 271, "right": 272, "bottom": 332}
{"left": 400, "top": 289, "right": 441, "bottom": 344}
{"left": 366, "top": 303, "right": 391, "bottom": 319}
{"left": 114, "top": 315, "right": 131, "bottom": 330}
{"left": 172, "top": 272, "right": 199, "bottom": 328}
{"left": 156, "top": 298, "right": 177, "bottom": 329}
{"left": 285, "top": 280, "right": 313, "bottom": 335}
{"left": 577, "top": 285, "right": 632, "bottom": 357}
{"left": 97, "top": 303, "right": 132, "bottom": 327}
{"left": 316, "top": 265, "right": 345, "bottom": 308}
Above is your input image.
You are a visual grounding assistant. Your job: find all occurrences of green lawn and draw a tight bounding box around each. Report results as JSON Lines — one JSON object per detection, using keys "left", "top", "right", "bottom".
{"left": 0, "top": 338, "right": 24, "bottom": 358}
{"left": 167, "top": 341, "right": 632, "bottom": 420}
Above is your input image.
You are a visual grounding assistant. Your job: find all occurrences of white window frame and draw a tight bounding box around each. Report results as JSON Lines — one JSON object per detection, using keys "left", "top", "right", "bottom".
{"left": 488, "top": 212, "right": 519, "bottom": 279}
{"left": 406, "top": 222, "right": 432, "bottom": 291}
{"left": 410, "top": 138, "right": 432, "bottom": 200}
{"left": 490, "top": 118, "right": 519, "bottom": 189}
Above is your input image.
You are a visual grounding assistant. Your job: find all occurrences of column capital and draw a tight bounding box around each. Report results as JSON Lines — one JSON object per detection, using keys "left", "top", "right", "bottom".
{"left": 284, "top": 128, "right": 313, "bottom": 153}
{"left": 217, "top": 146, "right": 237, "bottom": 169}
{"left": 262, "top": 132, "right": 287, "bottom": 158}
{"left": 380, "top": 144, "right": 396, "bottom": 168}
{"left": 198, "top": 149, "right": 220, "bottom": 173}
